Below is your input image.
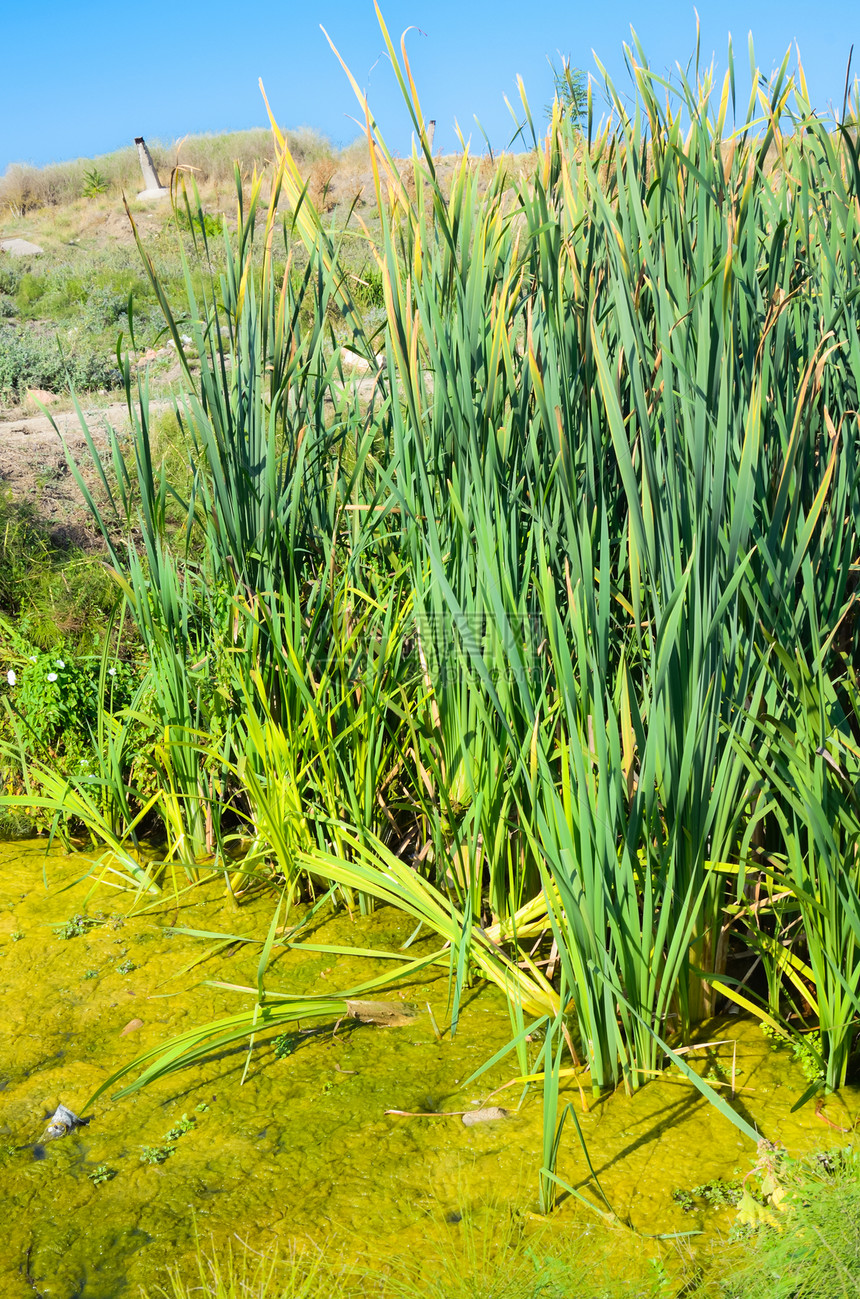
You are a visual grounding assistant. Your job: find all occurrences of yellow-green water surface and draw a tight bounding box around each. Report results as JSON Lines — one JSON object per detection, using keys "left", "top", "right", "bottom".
{"left": 0, "top": 841, "right": 856, "bottom": 1297}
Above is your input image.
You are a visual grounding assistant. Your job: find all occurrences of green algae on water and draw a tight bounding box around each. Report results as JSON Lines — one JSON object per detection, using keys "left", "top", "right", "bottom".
{"left": 0, "top": 841, "right": 857, "bottom": 1298}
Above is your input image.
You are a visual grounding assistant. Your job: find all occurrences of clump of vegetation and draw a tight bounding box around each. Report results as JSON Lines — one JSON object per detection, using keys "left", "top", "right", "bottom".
{"left": 0, "top": 494, "right": 123, "bottom": 652}
{"left": 81, "top": 167, "right": 108, "bottom": 198}
{"left": 172, "top": 209, "right": 224, "bottom": 240}
{"left": 672, "top": 1179, "right": 741, "bottom": 1213}
{"left": 140, "top": 1143, "right": 174, "bottom": 1166}
{"left": 14, "top": 655, "right": 97, "bottom": 747}
{"left": 139, "top": 1113, "right": 196, "bottom": 1166}
{"left": 724, "top": 1145, "right": 860, "bottom": 1296}
{"left": 273, "top": 1033, "right": 300, "bottom": 1060}
{"left": 54, "top": 913, "right": 101, "bottom": 940}
{"left": 87, "top": 1163, "right": 116, "bottom": 1186}
{"left": 163, "top": 1114, "right": 195, "bottom": 1140}
{"left": 760, "top": 1023, "right": 827, "bottom": 1086}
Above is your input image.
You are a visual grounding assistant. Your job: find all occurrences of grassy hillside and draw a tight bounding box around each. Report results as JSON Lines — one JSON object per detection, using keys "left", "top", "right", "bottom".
{"left": 0, "top": 131, "right": 370, "bottom": 414}
{"left": 1, "top": 126, "right": 341, "bottom": 213}
{"left": 0, "top": 127, "right": 511, "bottom": 416}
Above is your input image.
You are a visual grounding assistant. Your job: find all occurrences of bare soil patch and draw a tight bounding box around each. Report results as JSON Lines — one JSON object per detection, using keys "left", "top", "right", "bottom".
{"left": 0, "top": 400, "right": 166, "bottom": 544}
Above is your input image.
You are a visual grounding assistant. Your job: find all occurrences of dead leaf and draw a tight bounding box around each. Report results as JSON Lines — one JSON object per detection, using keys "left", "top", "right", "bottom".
{"left": 120, "top": 1018, "right": 144, "bottom": 1036}
{"left": 462, "top": 1107, "right": 509, "bottom": 1126}
{"left": 346, "top": 999, "right": 417, "bottom": 1027}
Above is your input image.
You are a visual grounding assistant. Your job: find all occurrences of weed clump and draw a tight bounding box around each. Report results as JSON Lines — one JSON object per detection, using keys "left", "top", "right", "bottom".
{"left": 87, "top": 1163, "right": 116, "bottom": 1186}
{"left": 724, "top": 1146, "right": 860, "bottom": 1297}
{"left": 54, "top": 913, "right": 102, "bottom": 940}
{"left": 139, "top": 1113, "right": 196, "bottom": 1166}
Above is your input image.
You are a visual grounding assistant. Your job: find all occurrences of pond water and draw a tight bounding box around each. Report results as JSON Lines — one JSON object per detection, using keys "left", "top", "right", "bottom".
{"left": 0, "top": 841, "right": 856, "bottom": 1297}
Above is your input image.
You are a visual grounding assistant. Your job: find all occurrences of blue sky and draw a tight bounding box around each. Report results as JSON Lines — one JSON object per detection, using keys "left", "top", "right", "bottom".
{"left": 2, "top": 0, "right": 858, "bottom": 171}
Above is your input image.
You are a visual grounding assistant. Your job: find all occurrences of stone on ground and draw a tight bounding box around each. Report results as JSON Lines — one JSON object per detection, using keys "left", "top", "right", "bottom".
{"left": 0, "top": 237, "right": 44, "bottom": 256}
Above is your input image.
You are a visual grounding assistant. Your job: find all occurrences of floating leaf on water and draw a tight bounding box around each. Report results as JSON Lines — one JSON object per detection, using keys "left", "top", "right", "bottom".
{"left": 120, "top": 1018, "right": 144, "bottom": 1036}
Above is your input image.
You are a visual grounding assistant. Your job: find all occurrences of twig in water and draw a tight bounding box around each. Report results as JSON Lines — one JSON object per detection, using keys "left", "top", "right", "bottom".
{"left": 815, "top": 1099, "right": 851, "bottom": 1134}
{"left": 385, "top": 1108, "right": 466, "bottom": 1117}
{"left": 426, "top": 1002, "right": 443, "bottom": 1041}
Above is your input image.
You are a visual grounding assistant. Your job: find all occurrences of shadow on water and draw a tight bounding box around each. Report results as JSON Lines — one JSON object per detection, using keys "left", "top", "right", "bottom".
{"left": 25, "top": 1215, "right": 152, "bottom": 1299}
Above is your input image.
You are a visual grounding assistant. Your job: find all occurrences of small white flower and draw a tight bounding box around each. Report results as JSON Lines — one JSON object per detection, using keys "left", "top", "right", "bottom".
{"left": 6, "top": 670, "right": 16, "bottom": 686}
{"left": 28, "top": 655, "right": 37, "bottom": 663}
{"left": 47, "top": 672, "right": 58, "bottom": 683}
{"left": 108, "top": 667, "right": 117, "bottom": 677}
{"left": 56, "top": 659, "right": 66, "bottom": 669}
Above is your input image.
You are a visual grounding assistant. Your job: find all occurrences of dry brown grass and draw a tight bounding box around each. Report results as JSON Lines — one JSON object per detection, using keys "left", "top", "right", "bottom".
{"left": 0, "top": 127, "right": 336, "bottom": 215}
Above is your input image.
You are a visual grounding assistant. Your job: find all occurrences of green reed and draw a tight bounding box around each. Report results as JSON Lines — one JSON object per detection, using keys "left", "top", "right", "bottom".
{"left": 5, "top": 11, "right": 860, "bottom": 1200}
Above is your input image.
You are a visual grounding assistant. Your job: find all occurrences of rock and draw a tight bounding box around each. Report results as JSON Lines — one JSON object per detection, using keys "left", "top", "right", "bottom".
{"left": 24, "top": 389, "right": 61, "bottom": 410}
{"left": 342, "top": 348, "right": 386, "bottom": 373}
{"left": 42, "top": 1102, "right": 88, "bottom": 1140}
{"left": 132, "top": 345, "right": 173, "bottom": 369}
{"left": 0, "top": 238, "right": 44, "bottom": 257}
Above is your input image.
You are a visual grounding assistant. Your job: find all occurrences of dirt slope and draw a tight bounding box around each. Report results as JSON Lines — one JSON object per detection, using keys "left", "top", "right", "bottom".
{"left": 0, "top": 401, "right": 165, "bottom": 544}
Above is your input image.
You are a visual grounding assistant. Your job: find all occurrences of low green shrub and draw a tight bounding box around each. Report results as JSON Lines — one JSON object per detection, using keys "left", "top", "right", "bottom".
{"left": 81, "top": 286, "right": 129, "bottom": 332}
{"left": 349, "top": 262, "right": 384, "bottom": 310}
{"left": 14, "top": 272, "right": 46, "bottom": 313}
{"left": 15, "top": 652, "right": 98, "bottom": 746}
{"left": 172, "top": 209, "right": 224, "bottom": 240}
{"left": 0, "top": 265, "right": 21, "bottom": 296}
{"left": 0, "top": 494, "right": 50, "bottom": 614}
{"left": 0, "top": 323, "right": 121, "bottom": 398}
{"left": 4, "top": 643, "right": 137, "bottom": 749}
{"left": 19, "top": 560, "right": 122, "bottom": 651}
{"left": 0, "top": 807, "right": 37, "bottom": 837}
